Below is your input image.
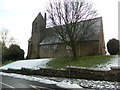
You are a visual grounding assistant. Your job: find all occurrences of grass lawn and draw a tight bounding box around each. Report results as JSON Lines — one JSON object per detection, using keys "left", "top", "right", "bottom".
{"left": 47, "top": 55, "right": 114, "bottom": 69}
{"left": 0, "top": 61, "right": 15, "bottom": 67}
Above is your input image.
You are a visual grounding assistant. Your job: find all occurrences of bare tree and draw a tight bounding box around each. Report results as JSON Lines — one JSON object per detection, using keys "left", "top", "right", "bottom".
{"left": 47, "top": 0, "right": 98, "bottom": 58}
{"left": 0, "top": 28, "right": 16, "bottom": 61}
{"left": 0, "top": 28, "right": 15, "bottom": 47}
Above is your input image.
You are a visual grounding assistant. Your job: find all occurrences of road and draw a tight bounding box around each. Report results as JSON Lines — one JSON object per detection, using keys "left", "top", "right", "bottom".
{"left": 0, "top": 75, "right": 68, "bottom": 90}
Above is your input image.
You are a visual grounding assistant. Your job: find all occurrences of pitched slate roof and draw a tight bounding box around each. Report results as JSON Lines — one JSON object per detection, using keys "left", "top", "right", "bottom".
{"left": 40, "top": 17, "right": 102, "bottom": 45}
{"left": 40, "top": 29, "right": 61, "bottom": 45}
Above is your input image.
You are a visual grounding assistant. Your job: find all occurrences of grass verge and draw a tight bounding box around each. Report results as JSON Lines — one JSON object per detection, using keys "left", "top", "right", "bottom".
{"left": 47, "top": 55, "right": 114, "bottom": 69}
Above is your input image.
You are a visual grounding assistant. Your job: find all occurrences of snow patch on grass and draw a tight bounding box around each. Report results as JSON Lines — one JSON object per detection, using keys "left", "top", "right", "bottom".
{"left": 91, "top": 55, "right": 120, "bottom": 70}
{"left": 0, "top": 56, "right": 119, "bottom": 70}
{"left": 0, "top": 58, "right": 51, "bottom": 70}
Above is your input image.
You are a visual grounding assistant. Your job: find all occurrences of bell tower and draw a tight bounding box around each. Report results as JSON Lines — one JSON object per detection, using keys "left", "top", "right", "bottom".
{"left": 27, "top": 12, "right": 46, "bottom": 59}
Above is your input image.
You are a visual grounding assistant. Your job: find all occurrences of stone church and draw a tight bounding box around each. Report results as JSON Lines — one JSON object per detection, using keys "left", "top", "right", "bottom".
{"left": 27, "top": 12, "right": 106, "bottom": 59}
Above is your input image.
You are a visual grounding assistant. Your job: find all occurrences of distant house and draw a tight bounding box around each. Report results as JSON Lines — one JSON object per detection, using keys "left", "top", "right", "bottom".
{"left": 27, "top": 12, "right": 106, "bottom": 59}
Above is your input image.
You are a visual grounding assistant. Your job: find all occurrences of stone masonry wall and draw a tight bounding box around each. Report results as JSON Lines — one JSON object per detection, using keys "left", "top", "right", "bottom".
{"left": 39, "top": 41, "right": 100, "bottom": 58}
{"left": 2, "top": 66, "right": 120, "bottom": 82}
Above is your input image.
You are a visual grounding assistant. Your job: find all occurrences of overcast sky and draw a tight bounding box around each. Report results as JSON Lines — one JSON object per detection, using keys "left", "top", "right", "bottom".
{"left": 0, "top": 0, "right": 119, "bottom": 56}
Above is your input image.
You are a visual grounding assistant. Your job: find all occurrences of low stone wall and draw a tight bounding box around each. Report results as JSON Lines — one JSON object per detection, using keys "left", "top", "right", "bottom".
{"left": 1, "top": 66, "right": 120, "bottom": 82}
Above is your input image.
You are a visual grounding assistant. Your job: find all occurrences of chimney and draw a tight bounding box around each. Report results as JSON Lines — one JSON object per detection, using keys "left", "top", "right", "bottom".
{"left": 44, "top": 13, "right": 46, "bottom": 27}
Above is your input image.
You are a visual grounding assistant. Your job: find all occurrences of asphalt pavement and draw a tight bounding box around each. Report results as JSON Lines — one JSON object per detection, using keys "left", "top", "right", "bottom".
{"left": 0, "top": 75, "right": 68, "bottom": 90}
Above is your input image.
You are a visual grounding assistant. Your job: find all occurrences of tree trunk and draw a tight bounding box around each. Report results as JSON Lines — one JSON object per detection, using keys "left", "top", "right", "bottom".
{"left": 71, "top": 42, "right": 77, "bottom": 59}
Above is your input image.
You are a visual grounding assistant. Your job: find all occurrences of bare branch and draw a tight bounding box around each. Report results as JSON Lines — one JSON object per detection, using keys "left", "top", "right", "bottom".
{"left": 47, "top": 0, "right": 98, "bottom": 58}
{"left": 0, "top": 28, "right": 16, "bottom": 47}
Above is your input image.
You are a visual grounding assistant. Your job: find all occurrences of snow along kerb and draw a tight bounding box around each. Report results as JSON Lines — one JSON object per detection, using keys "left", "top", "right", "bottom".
{"left": 1, "top": 66, "right": 120, "bottom": 82}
